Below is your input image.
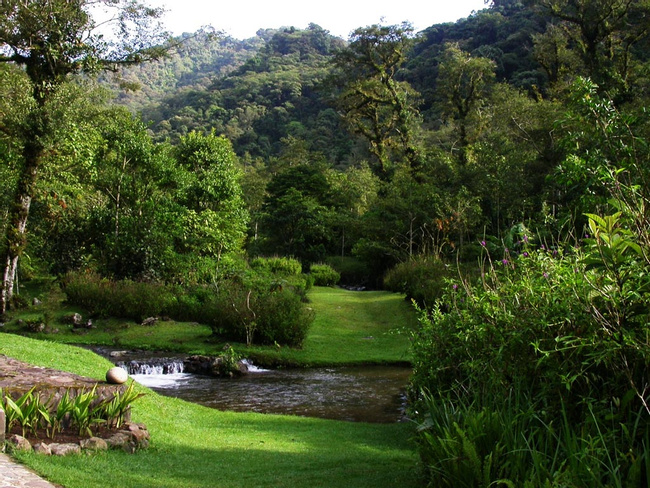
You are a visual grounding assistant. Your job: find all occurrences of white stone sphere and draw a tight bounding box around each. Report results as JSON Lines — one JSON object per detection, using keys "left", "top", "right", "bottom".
{"left": 106, "top": 366, "right": 129, "bottom": 384}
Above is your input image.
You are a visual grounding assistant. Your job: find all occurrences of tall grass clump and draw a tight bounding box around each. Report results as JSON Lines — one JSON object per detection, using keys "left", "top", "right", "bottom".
{"left": 410, "top": 222, "right": 650, "bottom": 487}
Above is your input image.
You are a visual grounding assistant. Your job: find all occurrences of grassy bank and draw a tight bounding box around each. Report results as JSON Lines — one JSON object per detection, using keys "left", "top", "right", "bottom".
{"left": 3, "top": 286, "right": 416, "bottom": 366}
{"left": 1, "top": 334, "right": 420, "bottom": 488}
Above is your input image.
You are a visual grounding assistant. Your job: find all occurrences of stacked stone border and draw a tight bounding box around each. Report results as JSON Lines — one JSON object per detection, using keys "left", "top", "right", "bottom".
{"left": 0, "top": 355, "right": 149, "bottom": 456}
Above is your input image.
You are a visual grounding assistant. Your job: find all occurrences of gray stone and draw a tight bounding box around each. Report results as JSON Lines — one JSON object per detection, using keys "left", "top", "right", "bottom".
{"left": 8, "top": 434, "right": 32, "bottom": 452}
{"left": 33, "top": 442, "right": 52, "bottom": 455}
{"left": 80, "top": 437, "right": 108, "bottom": 451}
{"left": 141, "top": 317, "right": 158, "bottom": 326}
{"left": 49, "top": 443, "right": 81, "bottom": 456}
{"left": 105, "top": 432, "right": 131, "bottom": 449}
{"left": 106, "top": 366, "right": 129, "bottom": 384}
{"left": 70, "top": 312, "right": 83, "bottom": 326}
{"left": 32, "top": 297, "right": 42, "bottom": 306}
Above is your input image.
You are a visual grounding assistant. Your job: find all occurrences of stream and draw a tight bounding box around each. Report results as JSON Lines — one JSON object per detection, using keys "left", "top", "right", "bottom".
{"left": 95, "top": 349, "right": 411, "bottom": 423}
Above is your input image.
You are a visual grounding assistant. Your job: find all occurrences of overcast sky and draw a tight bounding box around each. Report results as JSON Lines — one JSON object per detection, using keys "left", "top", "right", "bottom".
{"left": 145, "top": 0, "right": 490, "bottom": 39}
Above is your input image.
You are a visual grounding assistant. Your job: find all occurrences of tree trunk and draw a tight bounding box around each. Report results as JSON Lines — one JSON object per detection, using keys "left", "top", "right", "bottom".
{"left": 0, "top": 136, "right": 41, "bottom": 315}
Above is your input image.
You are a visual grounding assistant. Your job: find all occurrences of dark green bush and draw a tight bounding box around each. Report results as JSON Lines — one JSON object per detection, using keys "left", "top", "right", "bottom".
{"left": 206, "top": 276, "right": 313, "bottom": 347}
{"left": 383, "top": 255, "right": 452, "bottom": 306}
{"left": 309, "top": 263, "right": 340, "bottom": 287}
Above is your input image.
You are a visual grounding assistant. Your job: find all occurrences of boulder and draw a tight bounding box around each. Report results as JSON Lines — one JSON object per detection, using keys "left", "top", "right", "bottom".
{"left": 49, "top": 443, "right": 81, "bottom": 456}
{"left": 33, "top": 442, "right": 52, "bottom": 455}
{"left": 80, "top": 437, "right": 108, "bottom": 451}
{"left": 141, "top": 317, "right": 158, "bottom": 326}
{"left": 8, "top": 434, "right": 32, "bottom": 452}
{"left": 105, "top": 432, "right": 131, "bottom": 450}
{"left": 69, "top": 312, "right": 84, "bottom": 327}
{"left": 106, "top": 366, "right": 129, "bottom": 384}
{"left": 184, "top": 354, "right": 248, "bottom": 377}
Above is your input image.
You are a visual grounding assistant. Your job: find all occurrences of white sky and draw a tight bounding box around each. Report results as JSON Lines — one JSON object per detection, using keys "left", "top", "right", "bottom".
{"left": 146, "top": 0, "right": 491, "bottom": 40}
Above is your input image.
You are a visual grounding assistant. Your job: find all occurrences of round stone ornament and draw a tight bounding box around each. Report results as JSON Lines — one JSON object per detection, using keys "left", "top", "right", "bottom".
{"left": 106, "top": 366, "right": 129, "bottom": 384}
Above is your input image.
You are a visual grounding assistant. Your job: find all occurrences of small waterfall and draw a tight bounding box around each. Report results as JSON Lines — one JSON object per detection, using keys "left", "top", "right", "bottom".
{"left": 117, "top": 359, "right": 185, "bottom": 375}
{"left": 241, "top": 359, "right": 269, "bottom": 373}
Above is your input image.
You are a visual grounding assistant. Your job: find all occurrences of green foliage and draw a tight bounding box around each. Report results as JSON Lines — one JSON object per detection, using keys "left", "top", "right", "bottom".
{"left": 1, "top": 387, "right": 44, "bottom": 437}
{"left": 96, "top": 382, "right": 144, "bottom": 429}
{"left": 62, "top": 272, "right": 176, "bottom": 322}
{"left": 383, "top": 255, "right": 452, "bottom": 306}
{"left": 207, "top": 275, "right": 314, "bottom": 347}
{"left": 309, "top": 263, "right": 340, "bottom": 287}
{"left": 69, "top": 385, "right": 102, "bottom": 436}
{"left": 62, "top": 269, "right": 314, "bottom": 347}
{"left": 250, "top": 256, "right": 302, "bottom": 276}
{"left": 409, "top": 234, "right": 650, "bottom": 486}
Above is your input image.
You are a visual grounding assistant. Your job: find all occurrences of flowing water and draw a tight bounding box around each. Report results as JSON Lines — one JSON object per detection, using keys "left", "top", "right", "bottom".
{"left": 97, "top": 349, "right": 411, "bottom": 423}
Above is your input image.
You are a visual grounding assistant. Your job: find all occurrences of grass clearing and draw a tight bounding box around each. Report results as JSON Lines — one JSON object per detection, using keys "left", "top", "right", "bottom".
{"left": 1, "top": 333, "right": 421, "bottom": 488}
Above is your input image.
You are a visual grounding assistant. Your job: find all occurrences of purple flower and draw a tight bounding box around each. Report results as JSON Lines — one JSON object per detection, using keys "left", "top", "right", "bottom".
{"left": 543, "top": 272, "right": 549, "bottom": 278}
{"left": 502, "top": 259, "right": 508, "bottom": 265}
{"left": 452, "top": 284, "right": 458, "bottom": 290}
{"left": 523, "top": 235, "right": 529, "bottom": 243}
{"left": 523, "top": 252, "right": 529, "bottom": 257}
{"left": 480, "top": 240, "right": 486, "bottom": 247}
{"left": 541, "top": 244, "right": 545, "bottom": 250}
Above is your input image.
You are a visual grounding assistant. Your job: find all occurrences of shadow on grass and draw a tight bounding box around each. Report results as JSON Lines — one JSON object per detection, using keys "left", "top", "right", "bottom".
{"left": 19, "top": 401, "right": 421, "bottom": 488}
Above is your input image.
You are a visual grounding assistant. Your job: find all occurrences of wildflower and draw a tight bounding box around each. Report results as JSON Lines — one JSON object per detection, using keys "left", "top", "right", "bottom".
{"left": 502, "top": 259, "right": 508, "bottom": 265}
{"left": 452, "top": 284, "right": 458, "bottom": 290}
{"left": 480, "top": 240, "right": 486, "bottom": 247}
{"left": 523, "top": 252, "right": 529, "bottom": 257}
{"left": 541, "top": 244, "right": 545, "bottom": 250}
{"left": 543, "top": 272, "right": 549, "bottom": 278}
{"left": 523, "top": 235, "right": 529, "bottom": 243}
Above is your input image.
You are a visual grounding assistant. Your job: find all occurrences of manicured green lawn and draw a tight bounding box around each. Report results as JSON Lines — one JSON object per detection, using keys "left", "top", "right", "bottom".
{"left": 1, "top": 334, "right": 421, "bottom": 488}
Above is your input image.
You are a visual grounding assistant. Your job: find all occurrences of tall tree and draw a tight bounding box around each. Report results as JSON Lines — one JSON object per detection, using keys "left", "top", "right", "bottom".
{"left": 0, "top": 0, "right": 168, "bottom": 314}
{"left": 435, "top": 43, "right": 496, "bottom": 165}
{"left": 331, "top": 23, "right": 422, "bottom": 177}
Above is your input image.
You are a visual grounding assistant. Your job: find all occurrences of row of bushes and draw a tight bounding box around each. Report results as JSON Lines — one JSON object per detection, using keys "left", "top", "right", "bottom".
{"left": 408, "top": 219, "right": 650, "bottom": 486}
{"left": 61, "top": 258, "right": 322, "bottom": 347}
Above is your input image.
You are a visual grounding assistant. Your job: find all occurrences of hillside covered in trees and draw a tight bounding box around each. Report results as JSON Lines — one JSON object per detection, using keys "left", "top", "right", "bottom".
{"left": 2, "top": 0, "right": 650, "bottom": 485}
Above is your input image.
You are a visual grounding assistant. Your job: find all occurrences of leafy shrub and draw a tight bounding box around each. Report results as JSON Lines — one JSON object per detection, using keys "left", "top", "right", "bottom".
{"left": 410, "top": 226, "right": 650, "bottom": 487}
{"left": 250, "top": 256, "right": 302, "bottom": 276}
{"left": 62, "top": 267, "right": 314, "bottom": 347}
{"left": 61, "top": 272, "right": 175, "bottom": 322}
{"left": 309, "top": 263, "right": 340, "bottom": 287}
{"left": 383, "top": 255, "right": 453, "bottom": 306}
{"left": 207, "top": 275, "right": 313, "bottom": 347}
